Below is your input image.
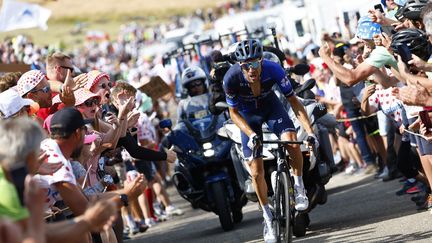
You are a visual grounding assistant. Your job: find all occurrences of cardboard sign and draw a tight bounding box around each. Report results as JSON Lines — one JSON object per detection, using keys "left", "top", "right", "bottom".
{"left": 0, "top": 63, "right": 31, "bottom": 73}
{"left": 137, "top": 76, "right": 171, "bottom": 100}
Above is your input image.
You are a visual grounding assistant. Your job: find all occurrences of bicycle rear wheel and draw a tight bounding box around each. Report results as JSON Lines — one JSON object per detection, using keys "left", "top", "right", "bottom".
{"left": 274, "top": 171, "right": 293, "bottom": 242}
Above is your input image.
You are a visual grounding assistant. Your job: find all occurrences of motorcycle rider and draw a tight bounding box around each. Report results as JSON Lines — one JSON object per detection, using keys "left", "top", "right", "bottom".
{"left": 177, "top": 66, "right": 210, "bottom": 122}
{"left": 223, "top": 39, "right": 317, "bottom": 243}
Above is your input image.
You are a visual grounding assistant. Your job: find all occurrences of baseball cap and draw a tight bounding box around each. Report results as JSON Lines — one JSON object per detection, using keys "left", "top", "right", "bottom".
{"left": 49, "top": 107, "right": 92, "bottom": 136}
{"left": 17, "top": 70, "right": 46, "bottom": 96}
{"left": 356, "top": 16, "right": 381, "bottom": 40}
{"left": 0, "top": 89, "right": 38, "bottom": 119}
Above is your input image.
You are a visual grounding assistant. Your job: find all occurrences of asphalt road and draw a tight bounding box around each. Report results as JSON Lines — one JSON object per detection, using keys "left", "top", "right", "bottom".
{"left": 128, "top": 171, "right": 432, "bottom": 243}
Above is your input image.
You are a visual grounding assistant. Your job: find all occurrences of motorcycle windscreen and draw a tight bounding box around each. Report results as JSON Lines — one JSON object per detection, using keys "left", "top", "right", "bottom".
{"left": 191, "top": 115, "right": 217, "bottom": 140}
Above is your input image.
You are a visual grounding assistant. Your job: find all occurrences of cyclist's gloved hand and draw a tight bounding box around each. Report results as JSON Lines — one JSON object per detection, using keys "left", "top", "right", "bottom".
{"left": 306, "top": 134, "right": 319, "bottom": 148}
{"left": 247, "top": 133, "right": 262, "bottom": 150}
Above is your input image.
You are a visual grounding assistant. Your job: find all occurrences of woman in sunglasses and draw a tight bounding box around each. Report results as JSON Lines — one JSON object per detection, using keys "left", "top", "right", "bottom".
{"left": 223, "top": 39, "right": 317, "bottom": 243}
{"left": 85, "top": 70, "right": 113, "bottom": 106}
{"left": 69, "top": 88, "right": 129, "bottom": 190}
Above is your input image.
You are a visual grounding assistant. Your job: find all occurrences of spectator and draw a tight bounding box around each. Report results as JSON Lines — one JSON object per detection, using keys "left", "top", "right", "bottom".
{"left": 17, "top": 70, "right": 53, "bottom": 109}
{"left": 0, "top": 72, "right": 21, "bottom": 92}
{"left": 0, "top": 117, "right": 118, "bottom": 243}
{"left": 0, "top": 89, "right": 38, "bottom": 120}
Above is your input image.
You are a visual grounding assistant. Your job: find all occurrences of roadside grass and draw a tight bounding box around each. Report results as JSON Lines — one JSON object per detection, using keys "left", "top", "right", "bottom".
{"left": 0, "top": 0, "right": 228, "bottom": 48}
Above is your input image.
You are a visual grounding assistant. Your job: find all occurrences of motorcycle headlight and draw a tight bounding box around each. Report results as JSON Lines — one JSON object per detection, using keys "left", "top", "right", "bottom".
{"left": 203, "top": 142, "right": 213, "bottom": 150}
{"left": 203, "top": 149, "right": 215, "bottom": 157}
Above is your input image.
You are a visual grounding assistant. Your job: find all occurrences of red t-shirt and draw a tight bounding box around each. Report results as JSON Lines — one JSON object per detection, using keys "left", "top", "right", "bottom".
{"left": 36, "top": 92, "right": 66, "bottom": 121}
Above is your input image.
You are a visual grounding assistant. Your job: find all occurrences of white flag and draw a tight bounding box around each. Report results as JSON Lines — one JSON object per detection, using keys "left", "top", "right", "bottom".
{"left": 0, "top": 0, "right": 51, "bottom": 32}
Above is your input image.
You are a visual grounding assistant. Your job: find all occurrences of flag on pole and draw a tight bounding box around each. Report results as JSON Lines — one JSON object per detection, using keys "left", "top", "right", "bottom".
{"left": 0, "top": 0, "right": 51, "bottom": 32}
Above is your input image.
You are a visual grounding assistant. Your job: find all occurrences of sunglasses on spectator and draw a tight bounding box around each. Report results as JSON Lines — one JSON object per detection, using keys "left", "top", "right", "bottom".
{"left": 99, "top": 82, "right": 113, "bottom": 89}
{"left": 240, "top": 59, "right": 261, "bottom": 70}
{"left": 60, "top": 66, "right": 74, "bottom": 73}
{"left": 30, "top": 86, "right": 50, "bottom": 94}
{"left": 187, "top": 80, "right": 204, "bottom": 89}
{"left": 83, "top": 98, "right": 100, "bottom": 107}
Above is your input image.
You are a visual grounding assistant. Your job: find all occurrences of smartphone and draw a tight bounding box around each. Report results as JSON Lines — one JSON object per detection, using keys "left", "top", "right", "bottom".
{"left": 374, "top": 4, "right": 385, "bottom": 13}
{"left": 396, "top": 44, "right": 413, "bottom": 64}
{"left": 343, "top": 12, "right": 350, "bottom": 25}
{"left": 419, "top": 110, "right": 432, "bottom": 130}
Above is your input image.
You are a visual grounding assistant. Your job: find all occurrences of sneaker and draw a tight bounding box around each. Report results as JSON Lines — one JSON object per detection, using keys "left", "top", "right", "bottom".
{"left": 427, "top": 194, "right": 432, "bottom": 213}
{"left": 396, "top": 180, "right": 417, "bottom": 196}
{"left": 377, "top": 168, "right": 389, "bottom": 179}
{"left": 263, "top": 220, "right": 276, "bottom": 243}
{"left": 135, "top": 221, "right": 149, "bottom": 233}
{"left": 294, "top": 185, "right": 309, "bottom": 211}
{"left": 344, "top": 163, "right": 357, "bottom": 175}
{"left": 153, "top": 202, "right": 164, "bottom": 216}
{"left": 406, "top": 185, "right": 423, "bottom": 194}
{"left": 166, "top": 205, "right": 184, "bottom": 216}
{"left": 145, "top": 218, "right": 156, "bottom": 227}
{"left": 363, "top": 164, "right": 378, "bottom": 175}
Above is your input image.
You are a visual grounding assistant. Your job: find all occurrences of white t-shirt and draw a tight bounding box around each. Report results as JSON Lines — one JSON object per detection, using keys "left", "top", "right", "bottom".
{"left": 368, "top": 84, "right": 410, "bottom": 141}
{"left": 34, "top": 139, "right": 77, "bottom": 210}
{"left": 137, "top": 111, "right": 157, "bottom": 144}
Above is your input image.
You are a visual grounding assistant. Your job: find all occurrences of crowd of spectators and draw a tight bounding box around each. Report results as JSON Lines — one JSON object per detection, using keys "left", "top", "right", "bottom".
{"left": 4, "top": 0, "right": 432, "bottom": 242}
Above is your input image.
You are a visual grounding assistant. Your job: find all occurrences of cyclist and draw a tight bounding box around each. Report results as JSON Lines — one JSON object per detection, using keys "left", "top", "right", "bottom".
{"left": 223, "top": 39, "right": 317, "bottom": 243}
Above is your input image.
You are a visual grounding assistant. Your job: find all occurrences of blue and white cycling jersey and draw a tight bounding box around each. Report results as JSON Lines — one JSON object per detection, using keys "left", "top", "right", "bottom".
{"left": 222, "top": 59, "right": 296, "bottom": 159}
{"left": 223, "top": 59, "right": 294, "bottom": 112}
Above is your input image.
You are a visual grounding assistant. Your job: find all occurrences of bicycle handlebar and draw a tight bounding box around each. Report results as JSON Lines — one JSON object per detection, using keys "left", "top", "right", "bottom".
{"left": 261, "top": 140, "right": 305, "bottom": 145}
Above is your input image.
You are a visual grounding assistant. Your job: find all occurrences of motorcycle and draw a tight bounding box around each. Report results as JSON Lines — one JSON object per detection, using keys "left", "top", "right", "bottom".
{"left": 159, "top": 114, "right": 246, "bottom": 231}
{"left": 216, "top": 78, "right": 335, "bottom": 237}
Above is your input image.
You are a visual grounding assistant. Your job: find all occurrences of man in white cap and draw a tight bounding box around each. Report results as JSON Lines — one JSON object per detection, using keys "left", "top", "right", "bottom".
{"left": 0, "top": 88, "right": 38, "bottom": 119}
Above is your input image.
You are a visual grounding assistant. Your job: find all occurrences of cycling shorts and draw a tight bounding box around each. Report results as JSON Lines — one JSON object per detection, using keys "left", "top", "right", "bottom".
{"left": 239, "top": 93, "right": 295, "bottom": 160}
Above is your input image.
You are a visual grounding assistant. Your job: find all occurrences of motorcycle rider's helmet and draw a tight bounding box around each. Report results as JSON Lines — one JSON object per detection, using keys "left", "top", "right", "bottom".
{"left": 181, "top": 66, "right": 207, "bottom": 97}
{"left": 233, "top": 39, "right": 263, "bottom": 62}
{"left": 355, "top": 16, "right": 382, "bottom": 40}
{"left": 262, "top": 51, "right": 281, "bottom": 66}
{"left": 391, "top": 28, "right": 432, "bottom": 61}
{"left": 395, "top": 0, "right": 428, "bottom": 21}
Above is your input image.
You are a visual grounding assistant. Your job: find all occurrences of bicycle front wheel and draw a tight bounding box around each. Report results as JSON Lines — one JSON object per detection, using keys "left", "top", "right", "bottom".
{"left": 274, "top": 171, "right": 293, "bottom": 242}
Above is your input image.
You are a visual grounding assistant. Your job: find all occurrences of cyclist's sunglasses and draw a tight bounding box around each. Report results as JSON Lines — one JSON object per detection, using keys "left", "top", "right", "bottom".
{"left": 30, "top": 86, "right": 50, "bottom": 94}
{"left": 83, "top": 98, "right": 100, "bottom": 107}
{"left": 240, "top": 59, "right": 261, "bottom": 70}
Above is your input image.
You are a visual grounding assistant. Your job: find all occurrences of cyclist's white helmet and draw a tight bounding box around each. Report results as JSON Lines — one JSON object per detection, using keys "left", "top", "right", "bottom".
{"left": 181, "top": 66, "right": 207, "bottom": 88}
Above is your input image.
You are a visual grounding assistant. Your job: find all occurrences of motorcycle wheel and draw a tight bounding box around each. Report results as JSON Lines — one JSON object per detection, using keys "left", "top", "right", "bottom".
{"left": 293, "top": 212, "right": 307, "bottom": 237}
{"left": 211, "top": 181, "right": 234, "bottom": 231}
{"left": 232, "top": 209, "right": 243, "bottom": 223}
{"left": 317, "top": 187, "right": 328, "bottom": 205}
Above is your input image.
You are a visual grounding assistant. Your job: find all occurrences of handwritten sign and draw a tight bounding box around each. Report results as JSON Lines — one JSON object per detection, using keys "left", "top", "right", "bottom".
{"left": 137, "top": 76, "right": 171, "bottom": 100}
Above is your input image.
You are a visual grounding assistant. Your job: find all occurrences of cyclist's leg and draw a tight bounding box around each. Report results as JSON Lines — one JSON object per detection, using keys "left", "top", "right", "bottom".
{"left": 239, "top": 116, "right": 268, "bottom": 206}
{"left": 280, "top": 131, "right": 303, "bottom": 177}
{"left": 267, "top": 97, "right": 308, "bottom": 211}
{"left": 266, "top": 95, "right": 302, "bottom": 176}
